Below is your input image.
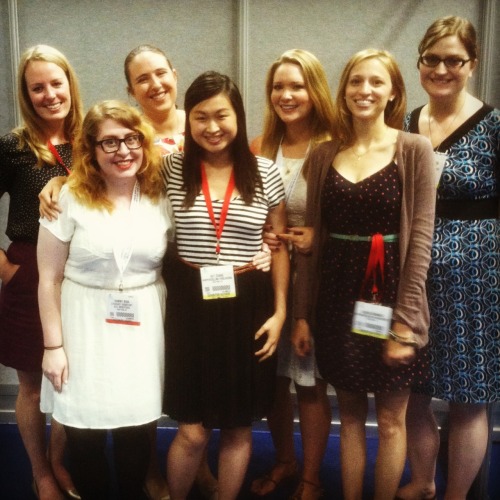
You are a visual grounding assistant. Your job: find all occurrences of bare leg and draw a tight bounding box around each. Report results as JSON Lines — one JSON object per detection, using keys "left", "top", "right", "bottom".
{"left": 335, "top": 388, "right": 368, "bottom": 500}
{"left": 144, "top": 421, "right": 170, "bottom": 500}
{"left": 194, "top": 446, "right": 218, "bottom": 499}
{"left": 250, "top": 376, "right": 298, "bottom": 495}
{"left": 294, "top": 378, "right": 331, "bottom": 497}
{"left": 373, "top": 390, "right": 410, "bottom": 500}
{"left": 396, "top": 393, "right": 438, "bottom": 499}
{"left": 16, "top": 370, "right": 64, "bottom": 500}
{"left": 217, "top": 427, "right": 252, "bottom": 500}
{"left": 167, "top": 423, "right": 211, "bottom": 500}
{"left": 49, "top": 419, "right": 80, "bottom": 498}
{"left": 445, "top": 402, "right": 488, "bottom": 500}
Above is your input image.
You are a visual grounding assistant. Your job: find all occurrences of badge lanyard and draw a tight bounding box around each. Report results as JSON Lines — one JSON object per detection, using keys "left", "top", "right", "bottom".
{"left": 201, "top": 163, "right": 235, "bottom": 263}
{"left": 113, "top": 182, "right": 141, "bottom": 291}
{"left": 351, "top": 233, "right": 393, "bottom": 339}
{"left": 47, "top": 141, "right": 72, "bottom": 176}
{"left": 360, "top": 233, "right": 385, "bottom": 303}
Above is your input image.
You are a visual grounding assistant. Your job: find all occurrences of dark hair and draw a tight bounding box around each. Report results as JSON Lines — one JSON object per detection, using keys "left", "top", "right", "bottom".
{"left": 182, "top": 71, "right": 261, "bottom": 207}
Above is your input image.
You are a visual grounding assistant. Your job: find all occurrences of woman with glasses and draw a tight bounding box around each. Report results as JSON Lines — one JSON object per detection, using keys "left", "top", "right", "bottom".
{"left": 38, "top": 45, "right": 219, "bottom": 500}
{"left": 396, "top": 16, "right": 499, "bottom": 500}
{"left": 37, "top": 100, "right": 174, "bottom": 500}
{"left": 0, "top": 45, "right": 83, "bottom": 500}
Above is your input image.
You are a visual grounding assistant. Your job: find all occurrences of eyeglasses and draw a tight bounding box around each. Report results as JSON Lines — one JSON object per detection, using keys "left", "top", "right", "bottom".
{"left": 418, "top": 55, "right": 471, "bottom": 69}
{"left": 95, "top": 134, "right": 144, "bottom": 153}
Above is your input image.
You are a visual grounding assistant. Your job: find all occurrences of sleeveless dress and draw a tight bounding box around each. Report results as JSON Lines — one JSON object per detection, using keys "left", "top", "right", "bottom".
{"left": 406, "top": 104, "right": 500, "bottom": 403}
{"left": 275, "top": 146, "right": 321, "bottom": 387}
{"left": 314, "top": 163, "right": 428, "bottom": 392}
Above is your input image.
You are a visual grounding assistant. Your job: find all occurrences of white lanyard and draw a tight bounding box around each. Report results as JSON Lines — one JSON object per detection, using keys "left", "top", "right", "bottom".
{"left": 112, "top": 182, "right": 141, "bottom": 291}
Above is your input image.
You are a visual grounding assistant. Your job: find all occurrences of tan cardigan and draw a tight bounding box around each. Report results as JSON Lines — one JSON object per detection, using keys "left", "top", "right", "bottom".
{"left": 293, "top": 131, "right": 436, "bottom": 348}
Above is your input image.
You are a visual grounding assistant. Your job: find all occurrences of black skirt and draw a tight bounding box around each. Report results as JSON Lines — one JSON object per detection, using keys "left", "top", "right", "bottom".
{"left": 163, "top": 258, "right": 276, "bottom": 429}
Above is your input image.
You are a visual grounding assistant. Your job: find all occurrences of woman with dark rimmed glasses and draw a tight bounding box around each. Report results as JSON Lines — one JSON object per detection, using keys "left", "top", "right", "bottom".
{"left": 397, "top": 16, "right": 500, "bottom": 500}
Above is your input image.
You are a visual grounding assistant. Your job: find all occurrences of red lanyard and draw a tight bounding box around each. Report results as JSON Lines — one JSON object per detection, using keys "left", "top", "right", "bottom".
{"left": 360, "top": 233, "right": 385, "bottom": 302}
{"left": 47, "top": 141, "right": 71, "bottom": 175}
{"left": 201, "top": 163, "right": 235, "bottom": 258}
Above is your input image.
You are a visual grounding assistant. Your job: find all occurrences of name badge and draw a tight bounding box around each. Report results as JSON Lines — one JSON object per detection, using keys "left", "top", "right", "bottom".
{"left": 106, "top": 293, "right": 140, "bottom": 325}
{"left": 433, "top": 152, "right": 448, "bottom": 187}
{"left": 351, "top": 301, "right": 392, "bottom": 339}
{"left": 200, "top": 265, "right": 236, "bottom": 300}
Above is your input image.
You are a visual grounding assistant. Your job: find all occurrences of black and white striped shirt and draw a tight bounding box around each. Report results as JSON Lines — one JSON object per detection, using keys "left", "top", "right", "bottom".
{"left": 162, "top": 153, "right": 285, "bottom": 266}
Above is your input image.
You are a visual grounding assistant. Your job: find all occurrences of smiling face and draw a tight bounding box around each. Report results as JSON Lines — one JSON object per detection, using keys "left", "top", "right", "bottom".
{"left": 344, "top": 58, "right": 395, "bottom": 123}
{"left": 127, "top": 51, "right": 178, "bottom": 120}
{"left": 419, "top": 35, "right": 475, "bottom": 101}
{"left": 24, "top": 60, "right": 71, "bottom": 127}
{"left": 270, "top": 62, "right": 313, "bottom": 125}
{"left": 94, "top": 119, "right": 144, "bottom": 186}
{"left": 189, "top": 93, "right": 237, "bottom": 160}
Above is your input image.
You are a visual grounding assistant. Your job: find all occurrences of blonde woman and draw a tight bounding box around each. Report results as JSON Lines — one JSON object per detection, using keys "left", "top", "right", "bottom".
{"left": 293, "top": 49, "right": 435, "bottom": 499}
{"left": 0, "top": 45, "right": 83, "bottom": 500}
{"left": 250, "top": 49, "right": 334, "bottom": 499}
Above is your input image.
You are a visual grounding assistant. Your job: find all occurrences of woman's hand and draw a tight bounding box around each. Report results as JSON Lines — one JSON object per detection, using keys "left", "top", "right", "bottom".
{"left": 42, "top": 348, "right": 68, "bottom": 393}
{"left": 277, "top": 226, "right": 313, "bottom": 254}
{"left": 263, "top": 224, "right": 281, "bottom": 252}
{"left": 252, "top": 243, "right": 272, "bottom": 272}
{"left": 291, "top": 318, "right": 313, "bottom": 357}
{"left": 382, "top": 320, "right": 417, "bottom": 367}
{"left": 254, "top": 312, "right": 285, "bottom": 362}
{"left": 0, "top": 249, "right": 20, "bottom": 285}
{"left": 38, "top": 176, "right": 66, "bottom": 220}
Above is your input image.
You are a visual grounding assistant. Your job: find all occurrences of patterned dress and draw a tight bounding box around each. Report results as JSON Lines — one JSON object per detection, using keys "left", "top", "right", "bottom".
{"left": 315, "top": 163, "right": 428, "bottom": 392}
{"left": 406, "top": 104, "right": 500, "bottom": 403}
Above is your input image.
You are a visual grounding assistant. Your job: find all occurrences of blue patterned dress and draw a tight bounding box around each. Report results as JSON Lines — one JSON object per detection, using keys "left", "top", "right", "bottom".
{"left": 405, "top": 104, "right": 500, "bottom": 403}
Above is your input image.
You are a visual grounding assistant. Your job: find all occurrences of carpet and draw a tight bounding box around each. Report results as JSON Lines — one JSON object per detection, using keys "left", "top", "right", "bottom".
{"left": 0, "top": 423, "right": 498, "bottom": 499}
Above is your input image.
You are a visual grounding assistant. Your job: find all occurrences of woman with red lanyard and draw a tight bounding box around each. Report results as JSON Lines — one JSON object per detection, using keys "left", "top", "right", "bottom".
{"left": 163, "top": 71, "right": 289, "bottom": 499}
{"left": 0, "top": 45, "right": 83, "bottom": 499}
{"left": 292, "top": 49, "right": 435, "bottom": 500}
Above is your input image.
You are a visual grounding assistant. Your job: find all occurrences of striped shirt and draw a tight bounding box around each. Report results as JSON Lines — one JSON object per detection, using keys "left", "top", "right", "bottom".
{"left": 162, "top": 153, "right": 285, "bottom": 266}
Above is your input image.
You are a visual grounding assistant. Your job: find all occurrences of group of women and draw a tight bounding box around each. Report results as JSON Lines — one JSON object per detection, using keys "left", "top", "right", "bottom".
{"left": 0, "top": 13, "right": 498, "bottom": 500}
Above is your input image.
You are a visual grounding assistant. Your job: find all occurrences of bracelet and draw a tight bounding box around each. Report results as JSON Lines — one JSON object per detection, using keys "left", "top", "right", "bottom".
{"left": 44, "top": 344, "right": 63, "bottom": 350}
{"left": 388, "top": 330, "right": 418, "bottom": 348}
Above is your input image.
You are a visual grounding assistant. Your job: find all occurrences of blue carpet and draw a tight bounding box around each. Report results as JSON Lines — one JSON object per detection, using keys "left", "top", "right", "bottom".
{"left": 0, "top": 423, "right": 498, "bottom": 499}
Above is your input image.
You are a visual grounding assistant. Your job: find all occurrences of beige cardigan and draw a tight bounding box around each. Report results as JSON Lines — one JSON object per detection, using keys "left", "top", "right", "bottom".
{"left": 293, "top": 131, "right": 436, "bottom": 348}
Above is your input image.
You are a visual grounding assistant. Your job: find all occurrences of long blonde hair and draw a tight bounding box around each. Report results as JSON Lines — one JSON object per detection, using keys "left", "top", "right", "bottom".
{"left": 68, "top": 100, "right": 164, "bottom": 211}
{"left": 332, "top": 49, "right": 406, "bottom": 148}
{"left": 260, "top": 49, "right": 334, "bottom": 164}
{"left": 14, "top": 45, "right": 83, "bottom": 167}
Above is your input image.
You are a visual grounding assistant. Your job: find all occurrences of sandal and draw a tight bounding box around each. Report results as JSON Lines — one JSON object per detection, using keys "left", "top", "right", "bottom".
{"left": 250, "top": 459, "right": 299, "bottom": 496}
{"left": 289, "top": 478, "right": 324, "bottom": 500}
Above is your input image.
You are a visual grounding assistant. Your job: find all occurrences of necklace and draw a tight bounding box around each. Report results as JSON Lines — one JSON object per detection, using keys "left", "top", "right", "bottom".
{"left": 428, "top": 96, "right": 466, "bottom": 151}
{"left": 350, "top": 144, "right": 372, "bottom": 161}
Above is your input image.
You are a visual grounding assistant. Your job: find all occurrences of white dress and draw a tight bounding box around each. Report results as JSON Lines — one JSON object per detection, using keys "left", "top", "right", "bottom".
{"left": 40, "top": 185, "right": 174, "bottom": 429}
{"left": 275, "top": 146, "right": 321, "bottom": 386}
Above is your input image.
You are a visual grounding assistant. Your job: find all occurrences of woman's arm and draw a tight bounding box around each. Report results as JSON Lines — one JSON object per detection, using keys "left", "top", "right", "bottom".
{"left": 254, "top": 200, "right": 289, "bottom": 361}
{"left": 37, "top": 226, "right": 70, "bottom": 392}
{"left": 38, "top": 176, "right": 67, "bottom": 220}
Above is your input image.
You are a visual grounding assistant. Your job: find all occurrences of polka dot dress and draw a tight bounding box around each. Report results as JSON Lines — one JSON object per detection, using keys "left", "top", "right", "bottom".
{"left": 314, "top": 162, "right": 428, "bottom": 392}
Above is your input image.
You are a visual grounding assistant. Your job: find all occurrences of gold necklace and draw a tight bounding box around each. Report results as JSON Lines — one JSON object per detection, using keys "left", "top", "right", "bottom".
{"left": 428, "top": 97, "right": 466, "bottom": 150}
{"left": 351, "top": 144, "right": 372, "bottom": 161}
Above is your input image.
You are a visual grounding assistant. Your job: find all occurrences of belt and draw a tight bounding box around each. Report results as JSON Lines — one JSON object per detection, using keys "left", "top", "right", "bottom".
{"left": 436, "top": 198, "right": 499, "bottom": 220}
{"left": 330, "top": 233, "right": 399, "bottom": 242}
{"left": 179, "top": 257, "right": 256, "bottom": 275}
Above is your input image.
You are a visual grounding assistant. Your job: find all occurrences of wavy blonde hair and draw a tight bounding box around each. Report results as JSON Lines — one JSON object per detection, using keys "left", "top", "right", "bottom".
{"left": 68, "top": 100, "right": 164, "bottom": 211}
{"left": 14, "top": 45, "right": 83, "bottom": 167}
{"left": 332, "top": 49, "right": 406, "bottom": 148}
{"left": 260, "top": 49, "right": 334, "bottom": 165}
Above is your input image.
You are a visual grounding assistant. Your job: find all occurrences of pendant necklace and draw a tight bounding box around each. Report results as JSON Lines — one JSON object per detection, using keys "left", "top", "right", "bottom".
{"left": 428, "top": 96, "right": 466, "bottom": 151}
